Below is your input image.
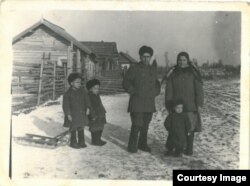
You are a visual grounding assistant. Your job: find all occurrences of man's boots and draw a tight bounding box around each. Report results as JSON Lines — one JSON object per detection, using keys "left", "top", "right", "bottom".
{"left": 138, "top": 124, "right": 151, "bottom": 152}
{"left": 127, "top": 125, "right": 140, "bottom": 153}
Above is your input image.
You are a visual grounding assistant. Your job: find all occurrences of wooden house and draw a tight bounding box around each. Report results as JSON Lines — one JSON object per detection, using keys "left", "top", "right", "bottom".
{"left": 11, "top": 19, "right": 98, "bottom": 111}
{"left": 13, "top": 18, "right": 96, "bottom": 79}
{"left": 81, "top": 41, "right": 119, "bottom": 75}
{"left": 118, "top": 52, "right": 137, "bottom": 69}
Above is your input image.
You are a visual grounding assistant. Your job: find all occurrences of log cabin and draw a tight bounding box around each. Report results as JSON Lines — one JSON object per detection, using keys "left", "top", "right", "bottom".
{"left": 12, "top": 18, "right": 96, "bottom": 79}
{"left": 81, "top": 41, "right": 119, "bottom": 76}
{"left": 118, "top": 52, "right": 138, "bottom": 69}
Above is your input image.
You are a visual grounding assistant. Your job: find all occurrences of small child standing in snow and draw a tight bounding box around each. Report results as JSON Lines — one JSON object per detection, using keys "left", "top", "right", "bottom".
{"left": 86, "top": 79, "right": 107, "bottom": 146}
{"left": 63, "top": 73, "right": 91, "bottom": 149}
{"left": 164, "top": 99, "right": 191, "bottom": 157}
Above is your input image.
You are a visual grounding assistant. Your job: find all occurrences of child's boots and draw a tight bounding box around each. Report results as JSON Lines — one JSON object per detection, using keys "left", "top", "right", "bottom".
{"left": 70, "top": 130, "right": 80, "bottom": 149}
{"left": 91, "top": 131, "right": 106, "bottom": 146}
{"left": 97, "top": 130, "right": 106, "bottom": 145}
{"left": 78, "top": 129, "right": 87, "bottom": 148}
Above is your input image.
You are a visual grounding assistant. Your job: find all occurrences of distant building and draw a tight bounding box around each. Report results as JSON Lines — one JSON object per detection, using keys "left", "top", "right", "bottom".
{"left": 118, "top": 52, "right": 138, "bottom": 69}
{"left": 12, "top": 18, "right": 96, "bottom": 79}
{"left": 81, "top": 41, "right": 119, "bottom": 75}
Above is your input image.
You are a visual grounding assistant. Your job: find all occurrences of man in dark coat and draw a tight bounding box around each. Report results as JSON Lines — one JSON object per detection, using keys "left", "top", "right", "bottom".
{"left": 122, "top": 45, "right": 161, "bottom": 153}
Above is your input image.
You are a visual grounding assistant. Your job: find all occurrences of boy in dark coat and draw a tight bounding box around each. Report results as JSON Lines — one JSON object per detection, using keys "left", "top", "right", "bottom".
{"left": 164, "top": 99, "right": 191, "bottom": 157}
{"left": 86, "top": 79, "right": 107, "bottom": 146}
{"left": 63, "top": 73, "right": 91, "bottom": 149}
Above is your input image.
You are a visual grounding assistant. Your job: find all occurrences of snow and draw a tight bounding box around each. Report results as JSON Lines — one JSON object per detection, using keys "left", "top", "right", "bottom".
{"left": 12, "top": 79, "right": 240, "bottom": 180}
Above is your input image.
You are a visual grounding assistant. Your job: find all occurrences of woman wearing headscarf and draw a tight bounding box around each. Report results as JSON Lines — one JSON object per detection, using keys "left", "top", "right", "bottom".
{"left": 165, "top": 52, "right": 204, "bottom": 156}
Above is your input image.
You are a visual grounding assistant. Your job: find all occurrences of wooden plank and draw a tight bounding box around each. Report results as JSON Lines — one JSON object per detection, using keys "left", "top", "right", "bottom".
{"left": 52, "top": 61, "right": 56, "bottom": 100}
{"left": 56, "top": 73, "right": 64, "bottom": 77}
{"left": 12, "top": 94, "right": 37, "bottom": 101}
{"left": 12, "top": 87, "right": 38, "bottom": 94}
{"left": 37, "top": 54, "right": 44, "bottom": 105}
{"left": 12, "top": 72, "right": 40, "bottom": 78}
{"left": 40, "top": 92, "right": 53, "bottom": 100}
{"left": 12, "top": 96, "right": 37, "bottom": 106}
{"left": 13, "top": 62, "right": 40, "bottom": 68}
{"left": 56, "top": 69, "right": 65, "bottom": 73}
{"left": 12, "top": 102, "right": 37, "bottom": 112}
{"left": 77, "top": 49, "right": 81, "bottom": 73}
{"left": 67, "top": 46, "right": 73, "bottom": 74}
{"left": 13, "top": 65, "right": 40, "bottom": 71}
{"left": 55, "top": 82, "right": 64, "bottom": 86}
{"left": 56, "top": 84, "right": 65, "bottom": 88}
{"left": 63, "top": 62, "right": 68, "bottom": 91}
{"left": 11, "top": 82, "right": 38, "bottom": 87}
{"left": 55, "top": 88, "right": 64, "bottom": 92}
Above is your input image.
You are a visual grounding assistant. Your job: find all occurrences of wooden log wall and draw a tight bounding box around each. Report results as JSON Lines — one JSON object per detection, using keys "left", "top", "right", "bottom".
{"left": 13, "top": 26, "right": 69, "bottom": 64}
{"left": 11, "top": 61, "right": 67, "bottom": 112}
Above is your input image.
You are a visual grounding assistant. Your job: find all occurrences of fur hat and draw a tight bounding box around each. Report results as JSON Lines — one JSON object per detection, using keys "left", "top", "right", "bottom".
{"left": 139, "top": 45, "right": 153, "bottom": 56}
{"left": 67, "top": 73, "right": 82, "bottom": 84}
{"left": 172, "top": 99, "right": 184, "bottom": 108}
{"left": 86, "top": 79, "right": 101, "bottom": 90}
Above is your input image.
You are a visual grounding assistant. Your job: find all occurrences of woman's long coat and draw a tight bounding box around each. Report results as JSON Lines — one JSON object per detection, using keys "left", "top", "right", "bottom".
{"left": 165, "top": 67, "right": 204, "bottom": 132}
{"left": 88, "top": 91, "right": 107, "bottom": 132}
{"left": 122, "top": 62, "right": 161, "bottom": 113}
{"left": 63, "top": 87, "right": 91, "bottom": 130}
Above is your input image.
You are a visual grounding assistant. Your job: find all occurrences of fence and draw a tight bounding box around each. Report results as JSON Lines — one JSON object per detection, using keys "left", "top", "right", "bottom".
{"left": 11, "top": 60, "right": 67, "bottom": 112}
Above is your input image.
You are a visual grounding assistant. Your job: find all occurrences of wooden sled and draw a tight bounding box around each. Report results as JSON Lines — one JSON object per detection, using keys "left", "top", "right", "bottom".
{"left": 15, "top": 130, "right": 70, "bottom": 148}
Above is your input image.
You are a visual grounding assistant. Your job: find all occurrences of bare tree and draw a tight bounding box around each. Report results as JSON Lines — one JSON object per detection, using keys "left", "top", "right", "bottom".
{"left": 164, "top": 51, "right": 170, "bottom": 70}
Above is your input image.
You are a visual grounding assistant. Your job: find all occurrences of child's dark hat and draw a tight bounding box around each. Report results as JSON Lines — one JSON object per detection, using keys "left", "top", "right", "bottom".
{"left": 67, "top": 73, "right": 82, "bottom": 84}
{"left": 139, "top": 45, "right": 153, "bottom": 56}
{"left": 172, "top": 99, "right": 184, "bottom": 108}
{"left": 86, "top": 79, "right": 101, "bottom": 90}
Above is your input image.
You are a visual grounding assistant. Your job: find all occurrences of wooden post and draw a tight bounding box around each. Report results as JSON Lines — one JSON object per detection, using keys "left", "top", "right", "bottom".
{"left": 76, "top": 49, "right": 81, "bottom": 73}
{"left": 18, "top": 76, "right": 21, "bottom": 88}
{"left": 63, "top": 62, "right": 68, "bottom": 91}
{"left": 82, "top": 54, "right": 87, "bottom": 79}
{"left": 52, "top": 61, "right": 56, "bottom": 100}
{"left": 37, "top": 53, "right": 44, "bottom": 105}
{"left": 67, "top": 46, "right": 72, "bottom": 74}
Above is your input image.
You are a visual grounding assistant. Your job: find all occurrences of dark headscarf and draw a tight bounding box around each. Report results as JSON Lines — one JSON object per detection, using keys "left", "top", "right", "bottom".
{"left": 175, "top": 52, "right": 203, "bottom": 83}
{"left": 161, "top": 52, "right": 203, "bottom": 85}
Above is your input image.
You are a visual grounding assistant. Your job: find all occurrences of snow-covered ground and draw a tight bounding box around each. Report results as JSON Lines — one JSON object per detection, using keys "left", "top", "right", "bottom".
{"left": 12, "top": 79, "right": 240, "bottom": 180}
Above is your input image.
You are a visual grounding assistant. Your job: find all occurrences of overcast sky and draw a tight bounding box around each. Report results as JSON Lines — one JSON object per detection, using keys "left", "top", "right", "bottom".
{"left": 10, "top": 10, "right": 241, "bottom": 66}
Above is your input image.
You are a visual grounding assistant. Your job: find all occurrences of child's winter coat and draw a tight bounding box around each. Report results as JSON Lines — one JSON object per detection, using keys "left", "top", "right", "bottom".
{"left": 88, "top": 91, "right": 106, "bottom": 132}
{"left": 63, "top": 87, "right": 91, "bottom": 130}
{"left": 164, "top": 112, "right": 191, "bottom": 151}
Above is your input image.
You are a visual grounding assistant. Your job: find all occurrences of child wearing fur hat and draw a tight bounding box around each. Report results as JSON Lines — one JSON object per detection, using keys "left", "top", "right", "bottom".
{"left": 86, "top": 79, "right": 107, "bottom": 146}
{"left": 164, "top": 99, "right": 191, "bottom": 157}
{"left": 63, "top": 73, "right": 91, "bottom": 149}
